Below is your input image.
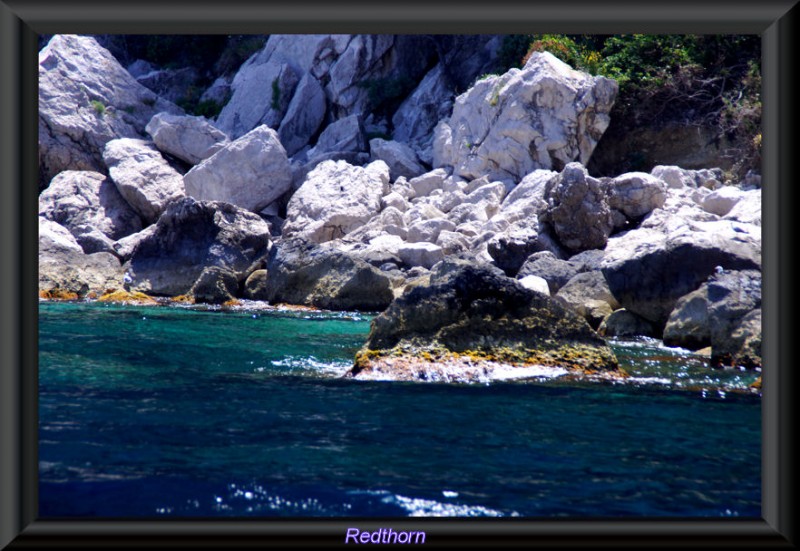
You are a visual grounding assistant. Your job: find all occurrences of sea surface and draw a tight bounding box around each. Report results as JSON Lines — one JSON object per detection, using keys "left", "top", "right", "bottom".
{"left": 39, "top": 301, "right": 761, "bottom": 518}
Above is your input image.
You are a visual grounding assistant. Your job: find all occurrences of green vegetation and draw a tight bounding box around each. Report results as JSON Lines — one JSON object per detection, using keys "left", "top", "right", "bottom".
{"left": 499, "top": 34, "right": 762, "bottom": 178}
{"left": 359, "top": 75, "right": 417, "bottom": 116}
{"left": 90, "top": 100, "right": 106, "bottom": 116}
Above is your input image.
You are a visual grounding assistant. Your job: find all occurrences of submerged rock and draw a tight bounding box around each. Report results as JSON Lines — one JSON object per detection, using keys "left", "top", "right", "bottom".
{"left": 349, "top": 264, "right": 620, "bottom": 382}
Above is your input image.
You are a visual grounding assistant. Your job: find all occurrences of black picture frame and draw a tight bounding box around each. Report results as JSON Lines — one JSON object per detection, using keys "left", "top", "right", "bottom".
{"left": 1, "top": 1, "right": 796, "bottom": 548}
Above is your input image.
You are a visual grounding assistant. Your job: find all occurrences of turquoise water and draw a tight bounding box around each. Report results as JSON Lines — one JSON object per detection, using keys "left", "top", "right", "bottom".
{"left": 39, "top": 301, "right": 761, "bottom": 518}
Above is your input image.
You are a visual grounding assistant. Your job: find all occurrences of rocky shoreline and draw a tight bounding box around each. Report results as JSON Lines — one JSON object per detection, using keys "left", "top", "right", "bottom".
{"left": 38, "top": 34, "right": 762, "bottom": 378}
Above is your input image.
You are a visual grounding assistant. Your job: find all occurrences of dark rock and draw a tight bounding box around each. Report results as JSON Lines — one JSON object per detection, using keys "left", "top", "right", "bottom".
{"left": 243, "top": 269, "right": 269, "bottom": 300}
{"left": 712, "top": 309, "right": 761, "bottom": 368}
{"left": 190, "top": 266, "right": 239, "bottom": 304}
{"left": 707, "top": 270, "right": 762, "bottom": 367}
{"left": 516, "top": 251, "right": 579, "bottom": 294}
{"left": 263, "top": 238, "right": 394, "bottom": 311}
{"left": 486, "top": 229, "right": 546, "bottom": 276}
{"left": 127, "top": 197, "right": 271, "bottom": 296}
{"left": 351, "top": 264, "right": 620, "bottom": 381}
{"left": 554, "top": 271, "right": 620, "bottom": 325}
{"left": 598, "top": 309, "right": 656, "bottom": 338}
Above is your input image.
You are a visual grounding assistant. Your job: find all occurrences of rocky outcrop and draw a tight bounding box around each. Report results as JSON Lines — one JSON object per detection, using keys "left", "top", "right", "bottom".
{"left": 38, "top": 170, "right": 142, "bottom": 254}
{"left": 543, "top": 163, "right": 614, "bottom": 253}
{"left": 432, "top": 52, "right": 616, "bottom": 182}
{"left": 183, "top": 125, "right": 291, "bottom": 213}
{"left": 145, "top": 112, "right": 229, "bottom": 165}
{"left": 263, "top": 239, "right": 394, "bottom": 311}
{"left": 38, "top": 35, "right": 181, "bottom": 188}
{"left": 39, "top": 217, "right": 125, "bottom": 296}
{"left": 607, "top": 172, "right": 667, "bottom": 220}
{"left": 554, "top": 271, "right": 620, "bottom": 329}
{"left": 283, "top": 160, "right": 390, "bottom": 243}
{"left": 277, "top": 72, "right": 327, "bottom": 156}
{"left": 597, "top": 309, "right": 655, "bottom": 338}
{"left": 369, "top": 139, "right": 427, "bottom": 181}
{"left": 127, "top": 197, "right": 271, "bottom": 296}
{"left": 102, "top": 138, "right": 186, "bottom": 225}
{"left": 516, "top": 251, "right": 580, "bottom": 294}
{"left": 601, "top": 219, "right": 761, "bottom": 327}
{"left": 350, "top": 264, "right": 620, "bottom": 382}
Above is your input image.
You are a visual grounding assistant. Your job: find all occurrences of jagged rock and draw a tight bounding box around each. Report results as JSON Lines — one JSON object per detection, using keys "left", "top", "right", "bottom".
{"left": 651, "top": 165, "right": 697, "bottom": 189}
{"left": 39, "top": 217, "right": 125, "bottom": 296}
{"left": 183, "top": 125, "right": 291, "bottom": 213}
{"left": 607, "top": 172, "right": 667, "bottom": 219}
{"left": 436, "top": 230, "right": 471, "bottom": 255}
{"left": 369, "top": 139, "right": 427, "bottom": 181}
{"left": 601, "top": 219, "right": 761, "bottom": 327}
{"left": 38, "top": 170, "right": 142, "bottom": 254}
{"left": 397, "top": 242, "right": 445, "bottom": 269}
{"left": 702, "top": 186, "right": 748, "bottom": 217}
{"left": 432, "top": 52, "right": 616, "bottom": 182}
{"left": 381, "top": 191, "right": 409, "bottom": 212}
{"left": 307, "top": 115, "right": 368, "bottom": 159}
{"left": 409, "top": 169, "right": 448, "bottom": 197}
{"left": 112, "top": 225, "right": 158, "bottom": 262}
{"left": 516, "top": 251, "right": 579, "bottom": 294}
{"left": 127, "top": 197, "right": 271, "bottom": 296}
{"left": 135, "top": 66, "right": 199, "bottom": 104}
{"left": 713, "top": 309, "right": 761, "bottom": 368}
{"left": 263, "top": 238, "right": 394, "bottom": 311}
{"left": 391, "top": 63, "right": 453, "bottom": 162}
{"left": 243, "top": 269, "right": 269, "bottom": 300}
{"left": 189, "top": 267, "right": 239, "bottom": 304}
{"left": 598, "top": 309, "right": 655, "bottom": 338}
{"left": 38, "top": 35, "right": 181, "bottom": 188}
{"left": 544, "top": 163, "right": 614, "bottom": 253}
{"left": 216, "top": 60, "right": 301, "bottom": 139}
{"left": 278, "top": 72, "right": 327, "bottom": 156}
{"left": 486, "top": 228, "right": 545, "bottom": 276}
{"left": 199, "top": 75, "right": 232, "bottom": 105}
{"left": 102, "top": 138, "right": 186, "bottom": 224}
{"left": 350, "top": 264, "right": 620, "bottom": 382}
{"left": 145, "top": 112, "right": 229, "bottom": 165}
{"left": 283, "top": 160, "right": 390, "bottom": 243}
{"left": 407, "top": 218, "right": 456, "bottom": 244}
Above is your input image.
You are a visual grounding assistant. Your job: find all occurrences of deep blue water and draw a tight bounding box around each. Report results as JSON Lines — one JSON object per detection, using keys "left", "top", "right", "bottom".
{"left": 39, "top": 301, "right": 761, "bottom": 518}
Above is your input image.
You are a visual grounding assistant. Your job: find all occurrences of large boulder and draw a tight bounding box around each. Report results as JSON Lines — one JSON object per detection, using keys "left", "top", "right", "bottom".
{"left": 601, "top": 219, "right": 761, "bottom": 327}
{"left": 38, "top": 170, "right": 142, "bottom": 254}
{"left": 349, "top": 264, "right": 620, "bottom": 382}
{"left": 607, "top": 172, "right": 667, "bottom": 220}
{"left": 263, "top": 239, "right": 394, "bottom": 311}
{"left": 39, "top": 217, "right": 125, "bottom": 296}
{"left": 283, "top": 160, "right": 390, "bottom": 243}
{"left": 277, "top": 72, "right": 327, "bottom": 156}
{"left": 127, "top": 197, "right": 271, "bottom": 296}
{"left": 306, "top": 114, "right": 368, "bottom": 159}
{"left": 145, "top": 112, "right": 229, "bottom": 165}
{"left": 38, "top": 35, "right": 181, "bottom": 188}
{"left": 102, "top": 138, "right": 186, "bottom": 225}
{"left": 543, "top": 163, "right": 614, "bottom": 253}
{"left": 516, "top": 251, "right": 579, "bottom": 294}
{"left": 554, "top": 271, "right": 620, "bottom": 329}
{"left": 183, "top": 125, "right": 291, "bottom": 213}
{"left": 432, "top": 52, "right": 616, "bottom": 182}
{"left": 369, "top": 138, "right": 427, "bottom": 181}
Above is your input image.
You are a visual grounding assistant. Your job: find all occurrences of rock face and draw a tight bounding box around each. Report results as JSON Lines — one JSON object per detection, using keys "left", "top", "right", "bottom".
{"left": 102, "top": 138, "right": 186, "bottom": 225}
{"left": 263, "top": 239, "right": 394, "bottom": 311}
{"left": 283, "top": 160, "right": 390, "bottom": 243}
{"left": 145, "top": 113, "right": 229, "bottom": 165}
{"left": 350, "top": 264, "right": 620, "bottom": 382}
{"left": 39, "top": 217, "right": 125, "bottom": 296}
{"left": 277, "top": 72, "right": 327, "bottom": 156}
{"left": 432, "top": 52, "right": 617, "bottom": 182}
{"left": 183, "top": 125, "right": 291, "bottom": 213}
{"left": 38, "top": 170, "right": 142, "bottom": 254}
{"left": 127, "top": 198, "right": 271, "bottom": 296}
{"left": 601, "top": 220, "right": 761, "bottom": 327}
{"left": 544, "top": 163, "right": 614, "bottom": 253}
{"left": 598, "top": 309, "right": 655, "bottom": 338}
{"left": 369, "top": 138, "right": 426, "bottom": 181}
{"left": 38, "top": 35, "right": 181, "bottom": 188}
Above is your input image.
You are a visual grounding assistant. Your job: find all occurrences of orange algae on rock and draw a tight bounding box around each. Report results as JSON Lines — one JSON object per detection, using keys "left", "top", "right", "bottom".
{"left": 97, "top": 289, "right": 158, "bottom": 305}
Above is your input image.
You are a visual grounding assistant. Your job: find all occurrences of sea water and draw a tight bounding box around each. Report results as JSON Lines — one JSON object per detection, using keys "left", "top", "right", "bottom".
{"left": 39, "top": 301, "right": 761, "bottom": 518}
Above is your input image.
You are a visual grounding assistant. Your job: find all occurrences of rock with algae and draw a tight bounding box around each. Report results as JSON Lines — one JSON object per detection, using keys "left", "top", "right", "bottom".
{"left": 349, "top": 264, "right": 621, "bottom": 382}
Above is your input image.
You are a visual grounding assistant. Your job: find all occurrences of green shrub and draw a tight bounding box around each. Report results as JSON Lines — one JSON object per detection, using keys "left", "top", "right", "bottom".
{"left": 90, "top": 100, "right": 106, "bottom": 116}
